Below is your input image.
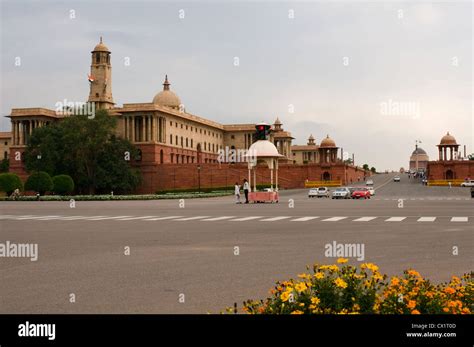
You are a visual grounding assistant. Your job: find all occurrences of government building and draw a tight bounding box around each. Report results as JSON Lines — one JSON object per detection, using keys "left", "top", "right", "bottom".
{"left": 5, "top": 39, "right": 367, "bottom": 193}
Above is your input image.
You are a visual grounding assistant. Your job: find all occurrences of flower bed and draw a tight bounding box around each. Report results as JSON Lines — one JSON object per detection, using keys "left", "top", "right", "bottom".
{"left": 0, "top": 191, "right": 233, "bottom": 201}
{"left": 232, "top": 260, "right": 472, "bottom": 314}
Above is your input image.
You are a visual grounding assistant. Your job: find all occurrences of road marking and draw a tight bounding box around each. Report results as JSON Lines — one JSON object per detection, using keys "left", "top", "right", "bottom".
{"left": 322, "top": 216, "right": 347, "bottom": 222}
{"left": 16, "top": 215, "right": 60, "bottom": 220}
{"left": 260, "top": 216, "right": 292, "bottom": 222}
{"left": 230, "top": 216, "right": 264, "bottom": 221}
{"left": 114, "top": 216, "right": 156, "bottom": 221}
{"left": 0, "top": 215, "right": 33, "bottom": 219}
{"left": 451, "top": 217, "right": 468, "bottom": 222}
{"left": 34, "top": 215, "right": 64, "bottom": 220}
{"left": 353, "top": 217, "right": 377, "bottom": 222}
{"left": 88, "top": 216, "right": 132, "bottom": 220}
{"left": 291, "top": 217, "right": 319, "bottom": 222}
{"left": 385, "top": 217, "right": 406, "bottom": 222}
{"left": 57, "top": 216, "right": 89, "bottom": 220}
{"left": 202, "top": 216, "right": 235, "bottom": 221}
{"left": 417, "top": 217, "right": 436, "bottom": 222}
{"left": 145, "top": 216, "right": 183, "bottom": 221}
{"left": 174, "top": 216, "right": 211, "bottom": 221}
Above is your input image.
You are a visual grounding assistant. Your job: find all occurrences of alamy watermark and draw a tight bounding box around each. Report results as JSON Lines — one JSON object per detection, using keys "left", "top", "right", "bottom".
{"left": 325, "top": 241, "right": 365, "bottom": 261}
{"left": 217, "top": 147, "right": 257, "bottom": 164}
{"left": 0, "top": 241, "right": 38, "bottom": 261}
{"left": 380, "top": 99, "right": 420, "bottom": 119}
{"left": 55, "top": 99, "right": 95, "bottom": 119}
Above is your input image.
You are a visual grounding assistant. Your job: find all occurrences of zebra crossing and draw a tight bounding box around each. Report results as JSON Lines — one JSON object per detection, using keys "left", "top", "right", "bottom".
{"left": 0, "top": 214, "right": 471, "bottom": 223}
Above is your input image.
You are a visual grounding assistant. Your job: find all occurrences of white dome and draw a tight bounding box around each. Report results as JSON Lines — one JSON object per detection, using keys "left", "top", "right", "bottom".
{"left": 246, "top": 140, "right": 284, "bottom": 158}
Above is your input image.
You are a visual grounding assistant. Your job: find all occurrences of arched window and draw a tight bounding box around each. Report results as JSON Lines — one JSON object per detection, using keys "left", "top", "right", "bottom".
{"left": 95, "top": 53, "right": 100, "bottom": 63}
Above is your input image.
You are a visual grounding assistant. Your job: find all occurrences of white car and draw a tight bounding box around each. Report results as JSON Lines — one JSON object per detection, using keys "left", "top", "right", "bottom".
{"left": 461, "top": 180, "right": 474, "bottom": 187}
{"left": 331, "top": 187, "right": 351, "bottom": 199}
{"left": 366, "top": 186, "right": 375, "bottom": 196}
{"left": 393, "top": 176, "right": 401, "bottom": 182}
{"left": 308, "top": 188, "right": 318, "bottom": 198}
{"left": 365, "top": 179, "right": 374, "bottom": 186}
{"left": 316, "top": 187, "right": 330, "bottom": 198}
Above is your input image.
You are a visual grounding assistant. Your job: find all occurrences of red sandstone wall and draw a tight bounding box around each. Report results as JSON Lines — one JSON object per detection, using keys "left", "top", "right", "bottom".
{"left": 427, "top": 161, "right": 474, "bottom": 180}
{"left": 136, "top": 163, "right": 369, "bottom": 194}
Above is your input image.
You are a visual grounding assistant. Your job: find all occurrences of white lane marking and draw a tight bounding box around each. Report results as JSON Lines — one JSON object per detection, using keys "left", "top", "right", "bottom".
{"left": 88, "top": 216, "right": 132, "bottom": 221}
{"left": 145, "top": 216, "right": 183, "bottom": 221}
{"left": 57, "top": 216, "right": 88, "bottom": 220}
{"left": 230, "top": 216, "right": 264, "bottom": 221}
{"left": 34, "top": 215, "right": 65, "bottom": 220}
{"left": 417, "top": 217, "right": 436, "bottom": 222}
{"left": 451, "top": 217, "right": 468, "bottom": 222}
{"left": 353, "top": 217, "right": 377, "bottom": 222}
{"left": 322, "top": 216, "right": 347, "bottom": 222}
{"left": 174, "top": 216, "right": 211, "bottom": 221}
{"left": 15, "top": 215, "right": 60, "bottom": 220}
{"left": 385, "top": 217, "right": 406, "bottom": 222}
{"left": 260, "top": 216, "right": 292, "bottom": 222}
{"left": 202, "top": 216, "right": 235, "bottom": 221}
{"left": 0, "top": 215, "right": 34, "bottom": 219}
{"left": 115, "top": 216, "right": 156, "bottom": 221}
{"left": 291, "top": 217, "right": 319, "bottom": 222}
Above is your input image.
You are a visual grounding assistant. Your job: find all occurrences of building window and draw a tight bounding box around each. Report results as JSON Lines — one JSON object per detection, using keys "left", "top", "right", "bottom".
{"left": 200, "top": 129, "right": 202, "bottom": 134}
{"left": 3, "top": 151, "right": 7, "bottom": 159}
{"left": 191, "top": 139, "right": 193, "bottom": 148}
{"left": 95, "top": 53, "right": 100, "bottom": 63}
{"left": 175, "top": 122, "right": 178, "bottom": 127}
{"left": 204, "top": 142, "right": 207, "bottom": 151}
{"left": 170, "top": 134, "right": 173, "bottom": 144}
{"left": 181, "top": 124, "right": 183, "bottom": 129}
{"left": 4, "top": 141, "right": 7, "bottom": 146}
{"left": 181, "top": 137, "right": 183, "bottom": 147}
{"left": 190, "top": 126, "right": 193, "bottom": 131}
{"left": 231, "top": 135, "right": 235, "bottom": 139}
{"left": 186, "top": 125, "right": 188, "bottom": 130}
{"left": 176, "top": 135, "right": 178, "bottom": 145}
{"left": 186, "top": 138, "right": 188, "bottom": 147}
{"left": 170, "top": 121, "right": 173, "bottom": 126}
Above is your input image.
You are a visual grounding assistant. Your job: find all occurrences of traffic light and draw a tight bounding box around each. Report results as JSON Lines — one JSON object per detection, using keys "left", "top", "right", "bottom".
{"left": 255, "top": 122, "right": 271, "bottom": 141}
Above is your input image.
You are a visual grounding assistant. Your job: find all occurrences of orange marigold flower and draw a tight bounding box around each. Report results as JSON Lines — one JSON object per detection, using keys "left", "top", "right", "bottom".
{"left": 407, "top": 300, "right": 416, "bottom": 309}
{"left": 411, "top": 310, "right": 420, "bottom": 314}
{"left": 444, "top": 287, "right": 456, "bottom": 295}
{"left": 291, "top": 310, "right": 304, "bottom": 315}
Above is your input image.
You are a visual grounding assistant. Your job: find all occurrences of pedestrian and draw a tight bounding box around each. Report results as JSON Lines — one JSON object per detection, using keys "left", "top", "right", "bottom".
{"left": 234, "top": 182, "right": 241, "bottom": 204}
{"left": 243, "top": 179, "right": 249, "bottom": 204}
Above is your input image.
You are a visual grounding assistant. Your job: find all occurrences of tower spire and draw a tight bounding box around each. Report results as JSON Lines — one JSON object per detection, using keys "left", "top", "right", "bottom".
{"left": 163, "top": 75, "right": 170, "bottom": 91}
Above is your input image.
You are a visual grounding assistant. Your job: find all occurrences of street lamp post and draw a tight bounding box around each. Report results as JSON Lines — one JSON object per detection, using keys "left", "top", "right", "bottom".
{"left": 197, "top": 165, "right": 201, "bottom": 193}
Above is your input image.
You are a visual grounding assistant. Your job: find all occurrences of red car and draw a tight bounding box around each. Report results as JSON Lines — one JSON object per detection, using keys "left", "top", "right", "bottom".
{"left": 351, "top": 187, "right": 371, "bottom": 199}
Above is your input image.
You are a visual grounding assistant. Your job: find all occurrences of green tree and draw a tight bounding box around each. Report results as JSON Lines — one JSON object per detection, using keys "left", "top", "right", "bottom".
{"left": 52, "top": 175, "right": 75, "bottom": 195}
{"left": 25, "top": 171, "right": 53, "bottom": 195}
{"left": 0, "top": 172, "right": 23, "bottom": 195}
{"left": 362, "top": 164, "right": 370, "bottom": 171}
{"left": 0, "top": 158, "right": 9, "bottom": 173}
{"left": 24, "top": 109, "right": 141, "bottom": 194}
{"left": 370, "top": 167, "right": 376, "bottom": 173}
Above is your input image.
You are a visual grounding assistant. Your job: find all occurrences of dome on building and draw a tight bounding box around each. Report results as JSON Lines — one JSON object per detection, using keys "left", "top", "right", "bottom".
{"left": 92, "top": 37, "right": 109, "bottom": 52}
{"left": 439, "top": 132, "right": 457, "bottom": 146}
{"left": 320, "top": 135, "right": 336, "bottom": 148}
{"left": 152, "top": 75, "right": 181, "bottom": 109}
{"left": 412, "top": 147, "right": 427, "bottom": 155}
{"left": 274, "top": 117, "right": 282, "bottom": 125}
{"left": 246, "top": 140, "right": 284, "bottom": 158}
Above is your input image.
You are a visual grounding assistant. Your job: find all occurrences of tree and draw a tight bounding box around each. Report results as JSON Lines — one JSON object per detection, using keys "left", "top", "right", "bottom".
{"left": 52, "top": 175, "right": 75, "bottom": 195}
{"left": 362, "top": 164, "right": 370, "bottom": 171}
{"left": 0, "top": 158, "right": 9, "bottom": 173}
{"left": 24, "top": 109, "right": 141, "bottom": 194}
{"left": 0, "top": 173, "right": 23, "bottom": 195}
{"left": 370, "top": 167, "right": 376, "bottom": 173}
{"left": 25, "top": 171, "right": 53, "bottom": 195}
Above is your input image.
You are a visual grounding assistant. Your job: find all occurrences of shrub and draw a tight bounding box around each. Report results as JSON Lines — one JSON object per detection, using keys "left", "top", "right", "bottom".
{"left": 52, "top": 175, "right": 75, "bottom": 195}
{"left": 0, "top": 172, "right": 23, "bottom": 195}
{"left": 231, "top": 260, "right": 472, "bottom": 315}
{"left": 24, "top": 171, "right": 53, "bottom": 195}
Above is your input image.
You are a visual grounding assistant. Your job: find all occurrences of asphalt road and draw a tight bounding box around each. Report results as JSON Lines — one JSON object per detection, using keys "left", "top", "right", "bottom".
{"left": 0, "top": 173, "right": 472, "bottom": 313}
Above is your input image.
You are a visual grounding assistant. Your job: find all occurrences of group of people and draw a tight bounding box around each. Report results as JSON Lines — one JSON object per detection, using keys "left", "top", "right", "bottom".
{"left": 234, "top": 179, "right": 250, "bottom": 204}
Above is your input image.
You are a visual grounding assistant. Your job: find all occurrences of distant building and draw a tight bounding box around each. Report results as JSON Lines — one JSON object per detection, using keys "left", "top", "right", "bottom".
{"left": 409, "top": 146, "right": 429, "bottom": 172}
{"left": 0, "top": 132, "right": 12, "bottom": 161}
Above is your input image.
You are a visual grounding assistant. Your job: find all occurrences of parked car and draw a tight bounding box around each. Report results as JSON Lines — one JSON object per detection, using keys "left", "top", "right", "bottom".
{"left": 461, "top": 180, "right": 474, "bottom": 187}
{"left": 393, "top": 176, "right": 401, "bottom": 182}
{"left": 331, "top": 187, "right": 351, "bottom": 199}
{"left": 316, "top": 187, "right": 330, "bottom": 198}
{"left": 351, "top": 187, "right": 371, "bottom": 199}
{"left": 365, "top": 179, "right": 374, "bottom": 186}
{"left": 308, "top": 188, "right": 318, "bottom": 198}
{"left": 471, "top": 187, "right": 474, "bottom": 198}
{"left": 366, "top": 186, "right": 375, "bottom": 196}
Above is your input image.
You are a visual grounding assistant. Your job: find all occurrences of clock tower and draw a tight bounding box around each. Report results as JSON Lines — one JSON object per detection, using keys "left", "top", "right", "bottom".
{"left": 88, "top": 37, "right": 114, "bottom": 110}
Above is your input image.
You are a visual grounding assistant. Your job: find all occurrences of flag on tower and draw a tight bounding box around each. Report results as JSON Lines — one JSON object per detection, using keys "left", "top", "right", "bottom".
{"left": 88, "top": 74, "right": 95, "bottom": 83}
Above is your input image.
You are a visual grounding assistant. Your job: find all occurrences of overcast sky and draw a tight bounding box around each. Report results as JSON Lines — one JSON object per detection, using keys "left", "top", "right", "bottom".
{"left": 1, "top": 0, "right": 472, "bottom": 170}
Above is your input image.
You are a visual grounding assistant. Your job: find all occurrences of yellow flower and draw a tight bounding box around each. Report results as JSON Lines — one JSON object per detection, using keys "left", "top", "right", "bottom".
{"left": 291, "top": 310, "right": 304, "bottom": 315}
{"left": 407, "top": 269, "right": 421, "bottom": 277}
{"left": 334, "top": 277, "right": 348, "bottom": 289}
{"left": 299, "top": 302, "right": 305, "bottom": 307}
{"left": 390, "top": 277, "right": 400, "bottom": 286}
{"left": 298, "top": 273, "right": 311, "bottom": 280}
{"left": 363, "top": 263, "right": 379, "bottom": 272}
{"left": 411, "top": 310, "right": 420, "bottom": 314}
{"left": 373, "top": 273, "right": 384, "bottom": 281}
{"left": 407, "top": 300, "right": 416, "bottom": 309}
{"left": 281, "top": 291, "right": 291, "bottom": 302}
{"left": 295, "top": 282, "right": 307, "bottom": 293}
{"left": 337, "top": 258, "right": 348, "bottom": 264}
{"left": 444, "top": 287, "right": 456, "bottom": 295}
{"left": 314, "top": 272, "right": 324, "bottom": 280}
{"left": 311, "top": 297, "right": 321, "bottom": 305}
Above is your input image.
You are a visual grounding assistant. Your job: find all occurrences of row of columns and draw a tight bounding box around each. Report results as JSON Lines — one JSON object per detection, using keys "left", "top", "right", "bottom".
{"left": 275, "top": 139, "right": 291, "bottom": 158}
{"left": 438, "top": 146, "right": 459, "bottom": 161}
{"left": 12, "top": 119, "right": 47, "bottom": 146}
{"left": 319, "top": 148, "right": 339, "bottom": 163}
{"left": 124, "top": 115, "right": 166, "bottom": 143}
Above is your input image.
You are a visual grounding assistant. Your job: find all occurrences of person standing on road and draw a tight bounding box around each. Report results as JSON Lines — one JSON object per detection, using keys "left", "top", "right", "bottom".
{"left": 243, "top": 179, "right": 250, "bottom": 204}
{"left": 234, "top": 182, "right": 241, "bottom": 204}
